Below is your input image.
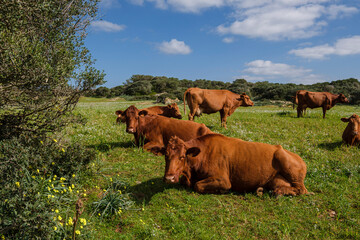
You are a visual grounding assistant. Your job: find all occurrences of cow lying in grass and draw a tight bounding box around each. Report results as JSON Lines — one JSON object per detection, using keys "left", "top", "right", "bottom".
{"left": 341, "top": 114, "right": 360, "bottom": 146}
{"left": 115, "top": 105, "right": 212, "bottom": 148}
{"left": 151, "top": 134, "right": 308, "bottom": 196}
{"left": 115, "top": 103, "right": 182, "bottom": 124}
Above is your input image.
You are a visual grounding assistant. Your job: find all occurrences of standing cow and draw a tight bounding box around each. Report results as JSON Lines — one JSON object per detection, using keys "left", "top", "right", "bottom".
{"left": 341, "top": 114, "right": 360, "bottom": 146}
{"left": 294, "top": 90, "right": 348, "bottom": 118}
{"left": 183, "top": 88, "right": 254, "bottom": 128}
{"left": 151, "top": 134, "right": 308, "bottom": 196}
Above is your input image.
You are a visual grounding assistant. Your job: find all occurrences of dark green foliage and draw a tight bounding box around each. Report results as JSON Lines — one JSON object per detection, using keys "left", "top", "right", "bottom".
{"left": 0, "top": 0, "right": 105, "bottom": 139}
{"left": 93, "top": 75, "right": 360, "bottom": 104}
{"left": 0, "top": 135, "right": 97, "bottom": 239}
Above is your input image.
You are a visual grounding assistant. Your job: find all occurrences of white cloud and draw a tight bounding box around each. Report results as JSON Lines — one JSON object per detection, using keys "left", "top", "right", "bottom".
{"left": 128, "top": 0, "right": 358, "bottom": 41}
{"left": 242, "top": 60, "right": 324, "bottom": 84}
{"left": 289, "top": 36, "right": 360, "bottom": 59}
{"left": 157, "top": 39, "right": 192, "bottom": 54}
{"left": 91, "top": 20, "right": 126, "bottom": 32}
{"left": 222, "top": 37, "right": 234, "bottom": 43}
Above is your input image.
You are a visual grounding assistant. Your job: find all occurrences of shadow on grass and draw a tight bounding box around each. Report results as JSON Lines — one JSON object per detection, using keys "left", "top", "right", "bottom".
{"left": 128, "top": 177, "right": 188, "bottom": 205}
{"left": 88, "top": 141, "right": 136, "bottom": 152}
{"left": 317, "top": 140, "right": 343, "bottom": 150}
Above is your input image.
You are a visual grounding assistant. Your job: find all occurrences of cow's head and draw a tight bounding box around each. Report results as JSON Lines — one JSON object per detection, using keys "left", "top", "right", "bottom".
{"left": 167, "top": 103, "right": 182, "bottom": 119}
{"left": 237, "top": 93, "right": 254, "bottom": 107}
{"left": 341, "top": 114, "right": 360, "bottom": 137}
{"left": 151, "top": 136, "right": 200, "bottom": 184}
{"left": 338, "top": 93, "right": 349, "bottom": 103}
{"left": 115, "top": 110, "right": 126, "bottom": 124}
{"left": 115, "top": 105, "right": 140, "bottom": 133}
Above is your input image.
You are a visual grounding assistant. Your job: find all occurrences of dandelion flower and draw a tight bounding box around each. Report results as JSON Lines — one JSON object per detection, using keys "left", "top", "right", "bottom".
{"left": 15, "top": 182, "right": 20, "bottom": 188}
{"left": 55, "top": 209, "right": 59, "bottom": 213}
{"left": 72, "top": 174, "right": 76, "bottom": 178}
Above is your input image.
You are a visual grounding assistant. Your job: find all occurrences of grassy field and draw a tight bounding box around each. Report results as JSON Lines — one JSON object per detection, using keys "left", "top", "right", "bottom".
{"left": 64, "top": 98, "right": 360, "bottom": 239}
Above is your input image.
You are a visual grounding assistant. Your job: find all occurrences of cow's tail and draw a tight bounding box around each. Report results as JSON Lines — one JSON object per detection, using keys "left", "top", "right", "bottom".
{"left": 183, "top": 89, "right": 189, "bottom": 115}
{"left": 292, "top": 95, "right": 298, "bottom": 109}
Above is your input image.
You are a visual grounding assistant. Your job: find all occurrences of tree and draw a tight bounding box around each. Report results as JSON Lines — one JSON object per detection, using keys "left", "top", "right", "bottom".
{"left": 0, "top": 0, "right": 105, "bottom": 139}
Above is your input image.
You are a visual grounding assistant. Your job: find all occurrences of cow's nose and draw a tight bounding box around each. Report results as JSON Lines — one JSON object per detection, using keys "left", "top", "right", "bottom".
{"left": 126, "top": 128, "right": 135, "bottom": 133}
{"left": 164, "top": 175, "right": 176, "bottom": 183}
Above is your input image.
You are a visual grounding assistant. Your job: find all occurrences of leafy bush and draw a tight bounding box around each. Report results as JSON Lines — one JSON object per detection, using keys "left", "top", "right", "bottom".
{"left": 91, "top": 177, "right": 134, "bottom": 220}
{"left": 0, "top": 135, "right": 97, "bottom": 239}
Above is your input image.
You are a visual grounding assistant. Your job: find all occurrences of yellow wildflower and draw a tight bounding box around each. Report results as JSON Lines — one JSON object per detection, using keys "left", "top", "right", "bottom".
{"left": 75, "top": 230, "right": 80, "bottom": 235}
{"left": 37, "top": 169, "right": 40, "bottom": 173}
{"left": 58, "top": 216, "right": 62, "bottom": 221}
{"left": 79, "top": 218, "right": 87, "bottom": 225}
{"left": 52, "top": 162, "right": 55, "bottom": 165}
{"left": 15, "top": 182, "right": 20, "bottom": 188}
{"left": 32, "top": 176, "right": 35, "bottom": 179}
{"left": 68, "top": 217, "right": 73, "bottom": 226}
{"left": 55, "top": 209, "right": 59, "bottom": 213}
{"left": 72, "top": 174, "right": 76, "bottom": 178}
{"left": 61, "top": 148, "right": 65, "bottom": 153}
{"left": 54, "top": 226, "right": 57, "bottom": 231}
{"left": 71, "top": 184, "right": 75, "bottom": 189}
{"left": 83, "top": 193, "right": 87, "bottom": 197}
{"left": 48, "top": 179, "right": 51, "bottom": 183}
{"left": 53, "top": 139, "right": 57, "bottom": 143}
{"left": 40, "top": 140, "right": 44, "bottom": 144}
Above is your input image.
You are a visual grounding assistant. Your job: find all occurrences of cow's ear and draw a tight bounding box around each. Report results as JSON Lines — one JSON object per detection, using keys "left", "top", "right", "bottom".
{"left": 148, "top": 146, "right": 166, "bottom": 156}
{"left": 186, "top": 147, "right": 200, "bottom": 157}
{"left": 139, "top": 110, "right": 148, "bottom": 116}
{"left": 341, "top": 117, "right": 350, "bottom": 122}
{"left": 115, "top": 110, "right": 123, "bottom": 116}
{"left": 167, "top": 104, "right": 172, "bottom": 108}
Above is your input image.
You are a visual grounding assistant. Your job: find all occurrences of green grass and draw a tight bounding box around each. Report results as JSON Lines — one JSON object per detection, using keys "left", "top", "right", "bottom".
{"left": 64, "top": 99, "right": 360, "bottom": 239}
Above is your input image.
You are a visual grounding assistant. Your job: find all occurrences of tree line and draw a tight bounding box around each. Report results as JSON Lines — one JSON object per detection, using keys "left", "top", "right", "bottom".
{"left": 87, "top": 75, "right": 360, "bottom": 104}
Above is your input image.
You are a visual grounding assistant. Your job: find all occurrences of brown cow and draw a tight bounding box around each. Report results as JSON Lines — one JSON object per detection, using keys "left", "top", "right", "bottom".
{"left": 183, "top": 88, "right": 254, "bottom": 128}
{"left": 114, "top": 105, "right": 212, "bottom": 147}
{"left": 151, "top": 134, "right": 308, "bottom": 196}
{"left": 295, "top": 90, "right": 348, "bottom": 118}
{"left": 341, "top": 114, "right": 360, "bottom": 146}
{"left": 116, "top": 103, "right": 182, "bottom": 124}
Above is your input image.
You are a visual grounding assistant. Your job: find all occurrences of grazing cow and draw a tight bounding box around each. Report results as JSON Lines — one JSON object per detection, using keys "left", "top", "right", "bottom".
{"left": 116, "top": 103, "right": 182, "bottom": 124}
{"left": 115, "top": 105, "right": 212, "bottom": 147}
{"left": 183, "top": 88, "right": 254, "bottom": 128}
{"left": 294, "top": 90, "right": 348, "bottom": 118}
{"left": 151, "top": 134, "right": 308, "bottom": 196}
{"left": 341, "top": 114, "right": 360, "bottom": 146}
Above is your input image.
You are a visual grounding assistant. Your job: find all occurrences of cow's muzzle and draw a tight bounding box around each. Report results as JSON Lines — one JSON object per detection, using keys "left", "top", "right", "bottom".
{"left": 163, "top": 175, "right": 177, "bottom": 183}
{"left": 126, "top": 127, "right": 135, "bottom": 133}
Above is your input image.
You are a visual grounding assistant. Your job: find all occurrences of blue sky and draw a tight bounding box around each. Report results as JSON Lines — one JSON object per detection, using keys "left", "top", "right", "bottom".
{"left": 85, "top": 0, "right": 360, "bottom": 88}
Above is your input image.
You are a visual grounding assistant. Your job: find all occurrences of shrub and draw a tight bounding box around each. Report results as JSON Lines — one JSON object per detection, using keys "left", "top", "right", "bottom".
{"left": 0, "top": 135, "right": 97, "bottom": 239}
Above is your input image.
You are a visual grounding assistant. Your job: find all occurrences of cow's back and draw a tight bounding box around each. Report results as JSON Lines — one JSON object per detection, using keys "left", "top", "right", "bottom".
{"left": 298, "top": 91, "right": 327, "bottom": 108}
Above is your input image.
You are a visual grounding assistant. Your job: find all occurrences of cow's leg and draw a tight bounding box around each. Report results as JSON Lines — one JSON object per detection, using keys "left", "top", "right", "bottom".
{"left": 322, "top": 106, "right": 327, "bottom": 118}
{"left": 188, "top": 102, "right": 198, "bottom": 121}
{"left": 297, "top": 106, "right": 302, "bottom": 118}
{"left": 194, "top": 177, "right": 231, "bottom": 194}
{"left": 220, "top": 109, "right": 228, "bottom": 128}
{"left": 270, "top": 148, "right": 308, "bottom": 196}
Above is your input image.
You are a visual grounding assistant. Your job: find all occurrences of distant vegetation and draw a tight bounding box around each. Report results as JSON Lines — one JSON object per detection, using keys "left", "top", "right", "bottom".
{"left": 87, "top": 75, "right": 360, "bottom": 104}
